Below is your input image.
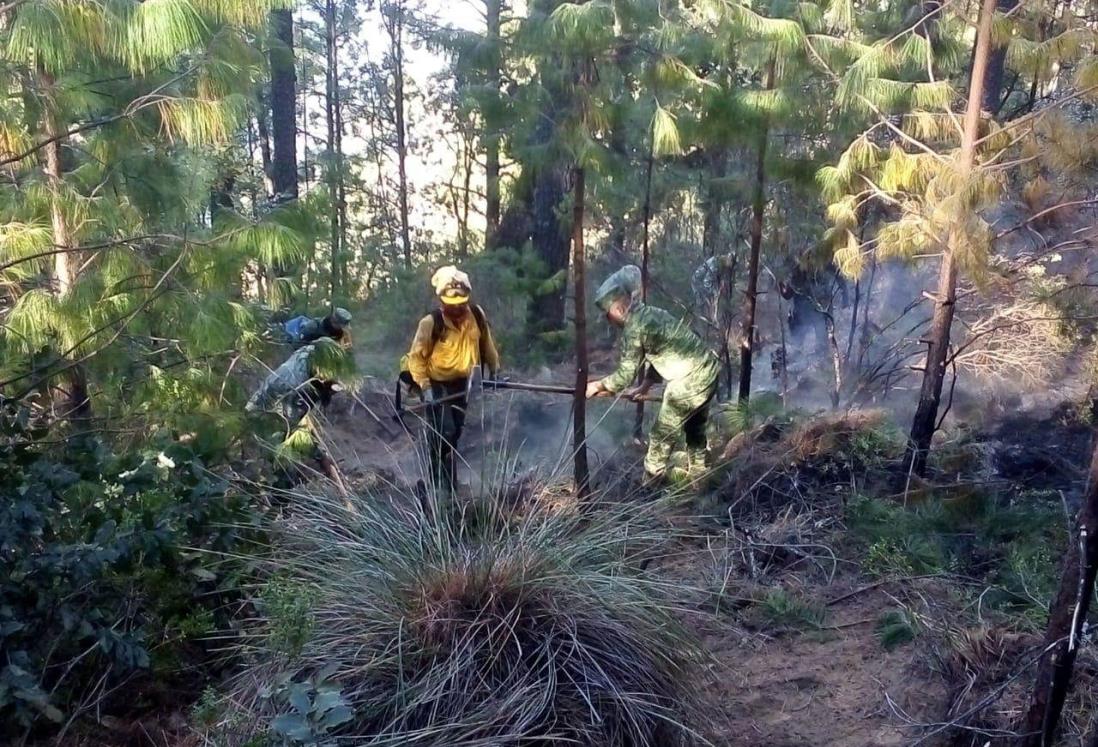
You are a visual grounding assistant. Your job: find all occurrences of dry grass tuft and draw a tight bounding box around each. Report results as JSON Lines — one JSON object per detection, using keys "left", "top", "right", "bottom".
{"left": 222, "top": 483, "right": 706, "bottom": 746}
{"left": 713, "top": 408, "right": 902, "bottom": 521}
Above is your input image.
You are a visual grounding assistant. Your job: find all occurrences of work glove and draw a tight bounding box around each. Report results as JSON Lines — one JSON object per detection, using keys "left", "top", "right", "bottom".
{"left": 408, "top": 382, "right": 424, "bottom": 401}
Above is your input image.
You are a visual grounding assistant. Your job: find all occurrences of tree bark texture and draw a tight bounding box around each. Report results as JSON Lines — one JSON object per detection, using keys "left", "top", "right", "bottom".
{"left": 737, "top": 63, "right": 774, "bottom": 403}
{"left": 325, "top": 0, "right": 341, "bottom": 301}
{"left": 387, "top": 1, "right": 413, "bottom": 267}
{"left": 571, "top": 166, "right": 590, "bottom": 498}
{"left": 983, "top": 0, "right": 1019, "bottom": 116}
{"left": 903, "top": 0, "right": 996, "bottom": 477}
{"left": 1020, "top": 427, "right": 1098, "bottom": 746}
{"left": 269, "top": 9, "right": 298, "bottom": 202}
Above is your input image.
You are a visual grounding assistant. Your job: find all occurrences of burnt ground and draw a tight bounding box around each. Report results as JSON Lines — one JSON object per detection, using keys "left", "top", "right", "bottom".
{"left": 311, "top": 377, "right": 1098, "bottom": 747}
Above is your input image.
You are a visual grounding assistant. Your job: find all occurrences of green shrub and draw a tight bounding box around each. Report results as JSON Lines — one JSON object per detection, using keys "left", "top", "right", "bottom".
{"left": 0, "top": 400, "right": 258, "bottom": 736}
{"left": 876, "top": 608, "right": 919, "bottom": 650}
{"left": 752, "top": 588, "right": 828, "bottom": 632}
{"left": 229, "top": 489, "right": 704, "bottom": 746}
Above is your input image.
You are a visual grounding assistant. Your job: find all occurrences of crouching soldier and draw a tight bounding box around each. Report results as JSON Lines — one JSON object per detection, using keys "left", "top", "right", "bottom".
{"left": 284, "top": 307, "right": 353, "bottom": 349}
{"left": 586, "top": 265, "right": 719, "bottom": 485}
{"left": 246, "top": 337, "right": 351, "bottom": 497}
{"left": 403, "top": 265, "right": 500, "bottom": 495}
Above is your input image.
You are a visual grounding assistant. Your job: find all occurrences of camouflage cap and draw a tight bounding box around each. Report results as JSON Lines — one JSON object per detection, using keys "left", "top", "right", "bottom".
{"left": 331, "top": 307, "right": 352, "bottom": 327}
{"left": 594, "top": 265, "right": 642, "bottom": 311}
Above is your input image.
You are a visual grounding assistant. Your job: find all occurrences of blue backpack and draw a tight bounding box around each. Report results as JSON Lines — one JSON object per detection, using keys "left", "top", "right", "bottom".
{"left": 282, "top": 315, "right": 311, "bottom": 342}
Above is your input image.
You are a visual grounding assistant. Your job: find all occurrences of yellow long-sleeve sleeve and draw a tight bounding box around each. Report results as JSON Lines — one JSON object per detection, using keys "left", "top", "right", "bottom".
{"left": 406, "top": 316, "right": 436, "bottom": 390}
{"left": 405, "top": 309, "right": 500, "bottom": 390}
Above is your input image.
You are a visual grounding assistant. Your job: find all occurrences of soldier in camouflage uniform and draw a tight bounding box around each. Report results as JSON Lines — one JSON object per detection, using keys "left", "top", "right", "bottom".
{"left": 586, "top": 266, "right": 720, "bottom": 482}
{"left": 246, "top": 338, "right": 349, "bottom": 495}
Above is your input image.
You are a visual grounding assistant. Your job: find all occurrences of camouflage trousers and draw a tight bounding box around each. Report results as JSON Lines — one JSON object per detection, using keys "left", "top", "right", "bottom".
{"left": 644, "top": 370, "right": 718, "bottom": 478}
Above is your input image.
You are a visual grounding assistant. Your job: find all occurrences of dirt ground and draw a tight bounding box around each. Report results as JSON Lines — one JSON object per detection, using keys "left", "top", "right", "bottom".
{"left": 316, "top": 374, "right": 958, "bottom": 747}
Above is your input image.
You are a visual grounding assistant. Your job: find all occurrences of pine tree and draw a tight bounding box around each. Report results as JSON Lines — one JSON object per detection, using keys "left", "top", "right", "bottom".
{"left": 382, "top": 0, "right": 414, "bottom": 267}
{"left": 0, "top": 0, "right": 310, "bottom": 437}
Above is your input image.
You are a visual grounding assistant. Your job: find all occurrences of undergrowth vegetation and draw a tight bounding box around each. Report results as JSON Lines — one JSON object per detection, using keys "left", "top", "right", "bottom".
{"left": 0, "top": 400, "right": 259, "bottom": 739}
{"left": 215, "top": 487, "right": 705, "bottom": 746}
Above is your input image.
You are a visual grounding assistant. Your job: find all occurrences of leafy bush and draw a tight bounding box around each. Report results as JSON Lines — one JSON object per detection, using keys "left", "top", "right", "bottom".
{"left": 227, "top": 489, "right": 704, "bottom": 746}
{"left": 0, "top": 400, "right": 258, "bottom": 737}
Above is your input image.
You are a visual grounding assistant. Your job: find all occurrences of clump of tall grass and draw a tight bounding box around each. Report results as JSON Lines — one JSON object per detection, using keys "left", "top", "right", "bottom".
{"left": 227, "top": 484, "right": 704, "bottom": 746}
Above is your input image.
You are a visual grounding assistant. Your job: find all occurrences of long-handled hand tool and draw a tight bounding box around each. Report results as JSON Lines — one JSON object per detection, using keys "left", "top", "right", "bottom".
{"left": 483, "top": 379, "right": 662, "bottom": 402}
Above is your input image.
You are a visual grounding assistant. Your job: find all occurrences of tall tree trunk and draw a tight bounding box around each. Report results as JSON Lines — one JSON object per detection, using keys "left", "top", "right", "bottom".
{"left": 388, "top": 1, "right": 413, "bottom": 267}
{"left": 702, "top": 150, "right": 727, "bottom": 259}
{"left": 983, "top": 0, "right": 1018, "bottom": 116}
{"left": 325, "top": 0, "right": 340, "bottom": 302}
{"left": 269, "top": 9, "right": 298, "bottom": 202}
{"left": 484, "top": 0, "right": 502, "bottom": 247}
{"left": 1021, "top": 419, "right": 1098, "bottom": 746}
{"left": 41, "top": 74, "right": 89, "bottom": 420}
{"left": 737, "top": 63, "right": 774, "bottom": 403}
{"left": 633, "top": 135, "right": 655, "bottom": 440}
{"left": 571, "top": 166, "right": 590, "bottom": 498}
{"left": 461, "top": 140, "right": 473, "bottom": 257}
{"left": 528, "top": 106, "right": 569, "bottom": 333}
{"left": 256, "top": 93, "right": 274, "bottom": 199}
{"left": 334, "top": 45, "right": 348, "bottom": 295}
{"left": 903, "top": 0, "right": 996, "bottom": 477}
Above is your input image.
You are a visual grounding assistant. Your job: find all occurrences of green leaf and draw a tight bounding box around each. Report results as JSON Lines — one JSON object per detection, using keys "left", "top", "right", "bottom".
{"left": 271, "top": 713, "right": 312, "bottom": 741}
{"left": 288, "top": 683, "right": 312, "bottom": 715}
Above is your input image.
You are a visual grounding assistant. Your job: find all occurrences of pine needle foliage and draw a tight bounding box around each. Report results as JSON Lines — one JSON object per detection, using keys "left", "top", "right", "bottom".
{"left": 228, "top": 489, "right": 705, "bottom": 746}
{"left": 0, "top": 0, "right": 310, "bottom": 438}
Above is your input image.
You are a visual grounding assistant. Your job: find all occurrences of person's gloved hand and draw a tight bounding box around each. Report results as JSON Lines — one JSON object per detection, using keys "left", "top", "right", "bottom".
{"left": 585, "top": 380, "right": 605, "bottom": 399}
{"left": 408, "top": 382, "right": 424, "bottom": 401}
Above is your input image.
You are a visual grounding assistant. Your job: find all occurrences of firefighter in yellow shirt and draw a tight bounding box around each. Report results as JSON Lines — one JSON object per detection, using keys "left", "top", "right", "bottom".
{"left": 404, "top": 266, "right": 500, "bottom": 494}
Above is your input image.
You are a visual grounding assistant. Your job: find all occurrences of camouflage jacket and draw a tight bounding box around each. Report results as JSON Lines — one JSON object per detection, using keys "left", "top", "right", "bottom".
{"left": 246, "top": 345, "right": 317, "bottom": 421}
{"left": 602, "top": 303, "right": 719, "bottom": 395}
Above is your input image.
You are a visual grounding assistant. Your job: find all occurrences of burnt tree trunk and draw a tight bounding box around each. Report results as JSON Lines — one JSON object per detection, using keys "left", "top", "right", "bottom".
{"left": 1021, "top": 423, "right": 1098, "bottom": 745}
{"left": 903, "top": 0, "right": 996, "bottom": 477}
{"left": 737, "top": 62, "right": 774, "bottom": 403}
{"left": 269, "top": 9, "right": 298, "bottom": 203}
{"left": 571, "top": 166, "right": 590, "bottom": 498}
